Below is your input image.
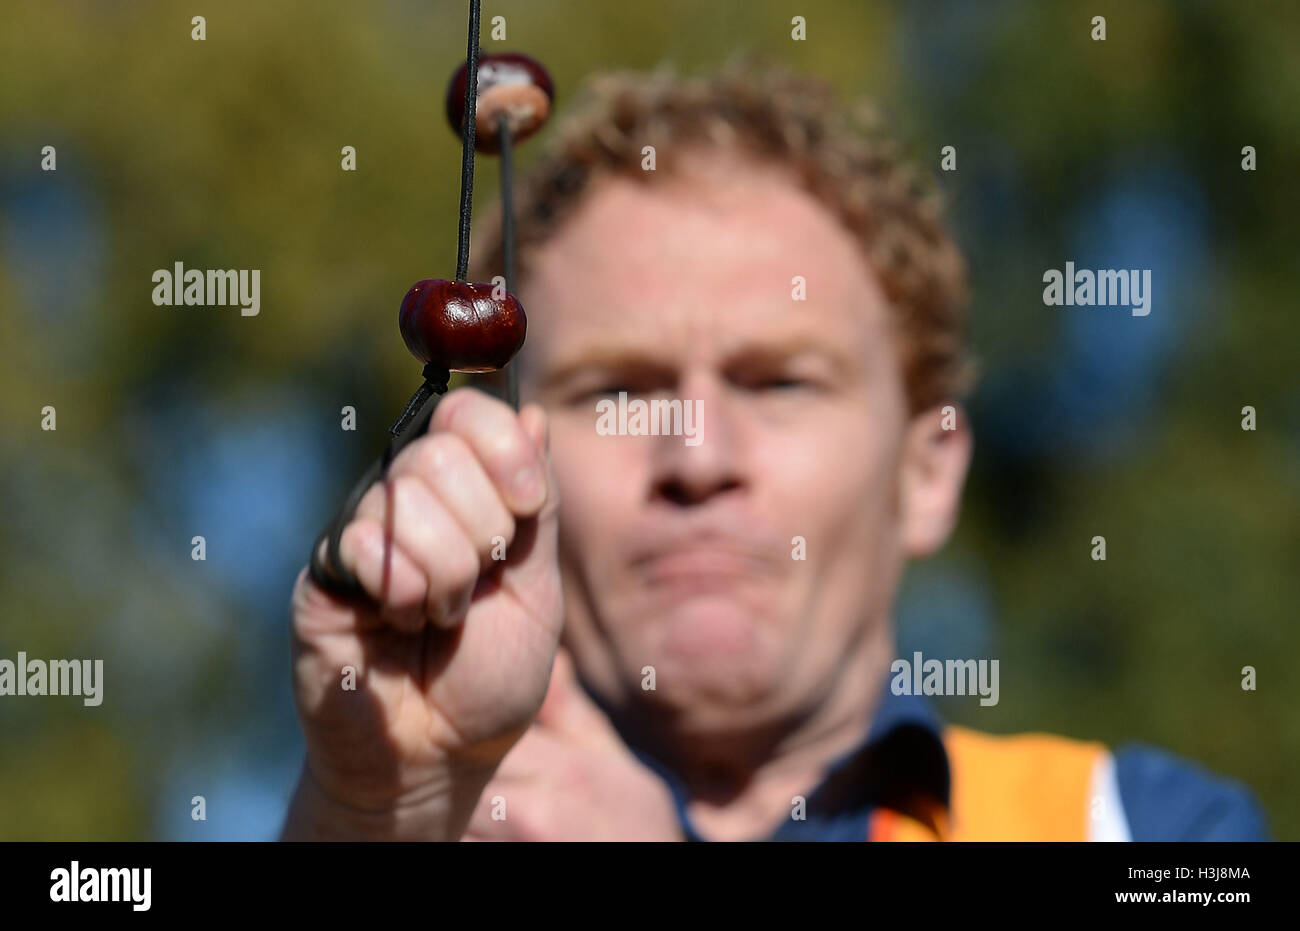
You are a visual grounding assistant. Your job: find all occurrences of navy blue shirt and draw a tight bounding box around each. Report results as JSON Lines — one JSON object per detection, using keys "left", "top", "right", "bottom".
{"left": 626, "top": 685, "right": 1270, "bottom": 842}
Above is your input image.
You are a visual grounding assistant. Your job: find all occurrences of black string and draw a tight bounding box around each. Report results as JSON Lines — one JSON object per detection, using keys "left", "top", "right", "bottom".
{"left": 310, "top": 367, "right": 450, "bottom": 598}
{"left": 310, "top": 0, "right": 483, "bottom": 599}
{"left": 391, "top": 364, "right": 451, "bottom": 436}
{"left": 454, "top": 0, "right": 482, "bottom": 281}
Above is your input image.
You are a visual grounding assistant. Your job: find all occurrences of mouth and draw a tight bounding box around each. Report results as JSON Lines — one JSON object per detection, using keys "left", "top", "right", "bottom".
{"left": 642, "top": 548, "right": 759, "bottom": 581}
{"left": 630, "top": 537, "right": 775, "bottom": 592}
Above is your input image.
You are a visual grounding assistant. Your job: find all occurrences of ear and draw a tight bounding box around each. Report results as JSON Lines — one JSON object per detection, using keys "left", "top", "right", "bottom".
{"left": 899, "top": 403, "right": 973, "bottom": 559}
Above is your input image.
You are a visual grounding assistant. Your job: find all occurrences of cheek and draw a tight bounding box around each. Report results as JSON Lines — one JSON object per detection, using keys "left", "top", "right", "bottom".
{"left": 761, "top": 416, "right": 901, "bottom": 544}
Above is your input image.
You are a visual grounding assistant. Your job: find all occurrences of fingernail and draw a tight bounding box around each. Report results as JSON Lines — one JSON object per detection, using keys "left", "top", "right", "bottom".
{"left": 512, "top": 466, "right": 545, "bottom": 510}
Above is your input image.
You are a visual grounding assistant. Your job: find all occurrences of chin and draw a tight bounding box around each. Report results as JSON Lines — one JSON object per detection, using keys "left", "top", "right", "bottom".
{"left": 638, "top": 597, "right": 784, "bottom": 711}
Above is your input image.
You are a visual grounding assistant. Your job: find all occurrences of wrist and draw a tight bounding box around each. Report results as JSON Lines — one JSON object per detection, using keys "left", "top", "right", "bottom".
{"left": 280, "top": 760, "right": 487, "bottom": 842}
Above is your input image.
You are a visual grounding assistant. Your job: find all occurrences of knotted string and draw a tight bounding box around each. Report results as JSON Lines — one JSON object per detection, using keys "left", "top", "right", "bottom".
{"left": 310, "top": 0, "right": 499, "bottom": 598}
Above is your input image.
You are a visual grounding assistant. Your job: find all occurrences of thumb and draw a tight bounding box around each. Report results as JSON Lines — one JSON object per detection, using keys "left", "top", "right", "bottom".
{"left": 495, "top": 400, "right": 560, "bottom": 597}
{"left": 515, "top": 401, "right": 558, "bottom": 525}
{"left": 536, "top": 647, "right": 627, "bottom": 755}
{"left": 518, "top": 403, "right": 549, "bottom": 459}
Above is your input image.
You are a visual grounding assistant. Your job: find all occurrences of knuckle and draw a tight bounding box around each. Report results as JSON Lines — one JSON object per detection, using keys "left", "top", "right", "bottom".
{"left": 391, "top": 472, "right": 429, "bottom": 511}
{"left": 431, "top": 386, "right": 481, "bottom": 434}
{"left": 419, "top": 431, "right": 471, "bottom": 476}
{"left": 339, "top": 517, "right": 381, "bottom": 568}
{"left": 494, "top": 436, "right": 532, "bottom": 480}
{"left": 354, "top": 479, "right": 388, "bottom": 520}
{"left": 425, "top": 538, "right": 479, "bottom": 617}
{"left": 445, "top": 536, "right": 482, "bottom": 588}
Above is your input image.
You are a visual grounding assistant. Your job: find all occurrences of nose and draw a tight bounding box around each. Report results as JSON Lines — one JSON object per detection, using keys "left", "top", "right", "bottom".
{"left": 649, "top": 370, "right": 744, "bottom": 507}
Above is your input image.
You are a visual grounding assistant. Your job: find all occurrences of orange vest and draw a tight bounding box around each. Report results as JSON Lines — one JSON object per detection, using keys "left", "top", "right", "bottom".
{"left": 869, "top": 725, "right": 1107, "bottom": 841}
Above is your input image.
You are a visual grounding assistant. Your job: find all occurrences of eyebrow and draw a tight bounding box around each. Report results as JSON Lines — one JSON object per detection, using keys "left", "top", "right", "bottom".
{"left": 539, "top": 332, "right": 859, "bottom": 389}
{"left": 722, "top": 336, "right": 857, "bottom": 380}
{"left": 539, "top": 347, "right": 677, "bottom": 390}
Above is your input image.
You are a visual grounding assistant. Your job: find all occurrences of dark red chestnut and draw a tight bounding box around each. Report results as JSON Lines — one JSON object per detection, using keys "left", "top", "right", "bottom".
{"left": 399, "top": 279, "right": 526, "bottom": 373}
{"left": 446, "top": 52, "right": 554, "bottom": 154}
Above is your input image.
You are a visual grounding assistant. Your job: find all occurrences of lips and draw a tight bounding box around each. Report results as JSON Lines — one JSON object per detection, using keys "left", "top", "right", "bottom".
{"left": 640, "top": 548, "right": 760, "bottom": 578}
{"left": 629, "top": 532, "right": 777, "bottom": 589}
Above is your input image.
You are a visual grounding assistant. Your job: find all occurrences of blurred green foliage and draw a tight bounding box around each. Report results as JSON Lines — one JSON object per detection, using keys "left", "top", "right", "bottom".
{"left": 0, "top": 0, "right": 1295, "bottom": 839}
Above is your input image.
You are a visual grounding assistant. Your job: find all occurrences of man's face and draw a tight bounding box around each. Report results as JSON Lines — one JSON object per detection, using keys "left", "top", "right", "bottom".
{"left": 518, "top": 148, "right": 955, "bottom": 742}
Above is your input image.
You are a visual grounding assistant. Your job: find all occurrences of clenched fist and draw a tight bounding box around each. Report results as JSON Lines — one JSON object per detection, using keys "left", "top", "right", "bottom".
{"left": 282, "top": 388, "right": 564, "bottom": 841}
{"left": 463, "top": 649, "right": 684, "bottom": 841}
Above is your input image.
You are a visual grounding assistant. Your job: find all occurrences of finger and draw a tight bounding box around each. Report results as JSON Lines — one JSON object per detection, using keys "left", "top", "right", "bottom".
{"left": 488, "top": 402, "right": 560, "bottom": 583}
{"left": 310, "top": 518, "right": 430, "bottom": 632}
{"left": 517, "top": 403, "right": 549, "bottom": 458}
{"left": 535, "top": 648, "right": 628, "bottom": 755}
{"left": 291, "top": 568, "right": 376, "bottom": 726}
{"left": 464, "top": 733, "right": 565, "bottom": 841}
{"left": 489, "top": 722, "right": 563, "bottom": 782}
{"left": 425, "top": 387, "right": 548, "bottom": 516}
{"left": 387, "top": 431, "right": 516, "bottom": 563}
{"left": 464, "top": 774, "right": 533, "bottom": 840}
{"left": 464, "top": 805, "right": 515, "bottom": 841}
{"left": 353, "top": 475, "right": 481, "bottom": 629}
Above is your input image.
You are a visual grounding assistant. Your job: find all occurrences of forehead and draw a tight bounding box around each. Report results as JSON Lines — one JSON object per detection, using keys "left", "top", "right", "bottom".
{"left": 517, "top": 148, "right": 892, "bottom": 360}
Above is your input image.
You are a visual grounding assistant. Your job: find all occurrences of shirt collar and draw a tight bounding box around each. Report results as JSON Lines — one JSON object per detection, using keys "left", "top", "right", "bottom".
{"left": 629, "top": 680, "right": 951, "bottom": 841}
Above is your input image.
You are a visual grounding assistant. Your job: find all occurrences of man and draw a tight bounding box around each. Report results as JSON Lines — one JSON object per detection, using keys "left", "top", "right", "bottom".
{"left": 281, "top": 62, "right": 1267, "bottom": 841}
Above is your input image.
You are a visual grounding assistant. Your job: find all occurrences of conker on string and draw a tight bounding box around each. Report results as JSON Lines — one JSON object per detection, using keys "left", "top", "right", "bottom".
{"left": 446, "top": 52, "right": 554, "bottom": 153}
{"left": 398, "top": 279, "right": 527, "bottom": 373}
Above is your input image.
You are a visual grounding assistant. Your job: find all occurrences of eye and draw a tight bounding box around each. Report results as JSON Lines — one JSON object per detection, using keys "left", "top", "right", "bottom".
{"left": 581, "top": 376, "right": 672, "bottom": 401}
{"left": 562, "top": 384, "right": 635, "bottom": 408}
{"left": 759, "top": 377, "right": 808, "bottom": 391}
{"left": 588, "top": 384, "right": 632, "bottom": 399}
{"left": 737, "top": 372, "right": 814, "bottom": 394}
